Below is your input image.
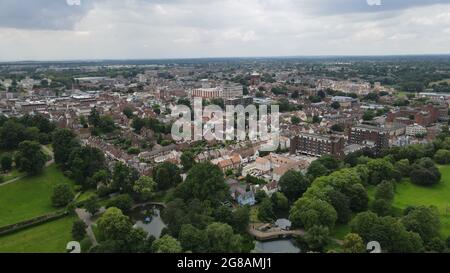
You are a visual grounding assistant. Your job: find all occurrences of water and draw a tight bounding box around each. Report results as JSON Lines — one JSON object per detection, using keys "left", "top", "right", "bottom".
{"left": 253, "top": 239, "right": 300, "bottom": 253}
{"left": 129, "top": 205, "right": 167, "bottom": 239}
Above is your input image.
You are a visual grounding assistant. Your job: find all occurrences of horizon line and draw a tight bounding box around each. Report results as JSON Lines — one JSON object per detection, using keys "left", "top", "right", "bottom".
{"left": 2, "top": 53, "right": 450, "bottom": 64}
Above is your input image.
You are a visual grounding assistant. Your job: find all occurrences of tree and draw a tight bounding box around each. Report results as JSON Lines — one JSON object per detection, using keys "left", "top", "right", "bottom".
{"left": 289, "top": 198, "right": 337, "bottom": 230}
{"left": 88, "top": 107, "right": 101, "bottom": 128}
{"left": 180, "top": 151, "right": 195, "bottom": 172}
{"left": 371, "top": 199, "right": 392, "bottom": 216}
{"left": 343, "top": 233, "right": 366, "bottom": 253}
{"left": 84, "top": 196, "right": 100, "bottom": 216}
{"left": 327, "top": 189, "right": 351, "bottom": 224}
{"left": 362, "top": 110, "right": 375, "bottom": 121}
{"left": 179, "top": 224, "right": 208, "bottom": 253}
{"left": 51, "top": 184, "right": 74, "bottom": 207}
{"left": 52, "top": 129, "right": 80, "bottom": 169}
{"left": 434, "top": 149, "right": 450, "bottom": 164}
{"left": 123, "top": 107, "right": 134, "bottom": 119}
{"left": 68, "top": 146, "right": 105, "bottom": 188}
{"left": 205, "top": 222, "right": 243, "bottom": 253}
{"left": 106, "top": 194, "right": 133, "bottom": 213}
{"left": 395, "top": 159, "right": 411, "bottom": 177}
{"left": 279, "top": 170, "right": 310, "bottom": 201}
{"left": 307, "top": 161, "right": 329, "bottom": 180}
{"left": 271, "top": 192, "right": 289, "bottom": 213}
{"left": 15, "top": 141, "right": 47, "bottom": 175}
{"left": 154, "top": 162, "right": 182, "bottom": 191}
{"left": 0, "top": 153, "right": 13, "bottom": 172}
{"left": 152, "top": 235, "right": 182, "bottom": 253}
{"left": 426, "top": 237, "right": 446, "bottom": 253}
{"left": 97, "top": 207, "right": 133, "bottom": 241}
{"left": 231, "top": 206, "right": 250, "bottom": 234}
{"left": 291, "top": 116, "right": 301, "bottom": 125}
{"left": 402, "top": 206, "right": 440, "bottom": 244}
{"left": 331, "top": 101, "right": 341, "bottom": 110}
{"left": 111, "top": 162, "right": 139, "bottom": 193}
{"left": 374, "top": 180, "right": 395, "bottom": 202}
{"left": 0, "top": 120, "right": 27, "bottom": 149}
{"left": 347, "top": 183, "right": 369, "bottom": 212}
{"left": 304, "top": 225, "right": 330, "bottom": 252}
{"left": 176, "top": 162, "right": 228, "bottom": 204}
{"left": 350, "top": 211, "right": 424, "bottom": 253}
{"left": 133, "top": 176, "right": 156, "bottom": 201}
{"left": 72, "top": 220, "right": 87, "bottom": 241}
{"left": 410, "top": 158, "right": 441, "bottom": 186}
{"left": 258, "top": 198, "right": 275, "bottom": 222}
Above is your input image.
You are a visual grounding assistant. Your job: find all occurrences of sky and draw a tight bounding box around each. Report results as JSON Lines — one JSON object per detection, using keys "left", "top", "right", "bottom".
{"left": 0, "top": 0, "right": 450, "bottom": 61}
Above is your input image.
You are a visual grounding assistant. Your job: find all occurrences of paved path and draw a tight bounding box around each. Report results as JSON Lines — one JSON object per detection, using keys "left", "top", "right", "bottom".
{"left": 75, "top": 208, "right": 105, "bottom": 247}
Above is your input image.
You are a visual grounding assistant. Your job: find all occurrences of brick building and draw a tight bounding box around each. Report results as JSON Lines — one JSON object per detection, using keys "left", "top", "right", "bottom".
{"left": 348, "top": 124, "right": 389, "bottom": 154}
{"left": 290, "top": 133, "right": 345, "bottom": 158}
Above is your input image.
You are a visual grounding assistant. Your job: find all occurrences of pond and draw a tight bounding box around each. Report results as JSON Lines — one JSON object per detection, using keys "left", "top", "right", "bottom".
{"left": 253, "top": 239, "right": 300, "bottom": 253}
{"left": 129, "top": 205, "right": 167, "bottom": 239}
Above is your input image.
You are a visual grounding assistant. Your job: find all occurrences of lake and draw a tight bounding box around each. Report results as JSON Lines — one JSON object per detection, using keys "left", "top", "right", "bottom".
{"left": 253, "top": 239, "right": 300, "bottom": 253}
{"left": 129, "top": 205, "right": 167, "bottom": 239}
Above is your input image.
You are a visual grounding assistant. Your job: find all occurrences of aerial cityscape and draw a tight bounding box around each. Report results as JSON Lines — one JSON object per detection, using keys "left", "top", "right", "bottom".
{"left": 1, "top": 0, "right": 450, "bottom": 259}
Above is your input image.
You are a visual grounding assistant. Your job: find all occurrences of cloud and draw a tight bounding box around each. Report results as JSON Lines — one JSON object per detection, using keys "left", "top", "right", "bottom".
{"left": 0, "top": 0, "right": 94, "bottom": 30}
{"left": 0, "top": 0, "right": 450, "bottom": 60}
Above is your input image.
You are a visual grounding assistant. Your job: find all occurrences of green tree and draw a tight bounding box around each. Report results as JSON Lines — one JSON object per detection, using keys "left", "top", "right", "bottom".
{"left": 152, "top": 235, "right": 182, "bottom": 253}
{"left": 374, "top": 180, "right": 395, "bottom": 202}
{"left": 175, "top": 162, "right": 228, "bottom": 204}
{"left": 371, "top": 199, "right": 392, "bottom": 216}
{"left": 111, "top": 162, "right": 139, "bottom": 193}
{"left": 15, "top": 141, "right": 47, "bottom": 175}
{"left": 97, "top": 207, "right": 133, "bottom": 241}
{"left": 271, "top": 192, "right": 289, "bottom": 213}
{"left": 402, "top": 206, "right": 441, "bottom": 244}
{"left": 279, "top": 170, "right": 310, "bottom": 201}
{"left": 343, "top": 233, "right": 366, "bottom": 253}
{"left": 154, "top": 162, "right": 182, "bottom": 191}
{"left": 205, "top": 222, "right": 243, "bottom": 253}
{"left": 331, "top": 101, "right": 341, "bottom": 110}
{"left": 133, "top": 176, "right": 156, "bottom": 201}
{"left": 0, "top": 120, "right": 27, "bottom": 149}
{"left": 0, "top": 153, "right": 13, "bottom": 172}
{"left": 291, "top": 116, "right": 301, "bottom": 125}
{"left": 434, "top": 149, "right": 450, "bottom": 164}
{"left": 51, "top": 184, "right": 74, "bottom": 207}
{"left": 72, "top": 220, "right": 87, "bottom": 241}
{"left": 123, "top": 107, "right": 134, "bottom": 119}
{"left": 289, "top": 198, "right": 337, "bottom": 230}
{"left": 307, "top": 161, "right": 329, "bottom": 180}
{"left": 179, "top": 224, "right": 208, "bottom": 253}
{"left": 180, "top": 151, "right": 195, "bottom": 172}
{"left": 84, "top": 196, "right": 100, "bottom": 216}
{"left": 52, "top": 129, "right": 80, "bottom": 169}
{"left": 304, "top": 225, "right": 330, "bottom": 252}
{"left": 258, "top": 198, "right": 275, "bottom": 222}
{"left": 106, "top": 194, "right": 133, "bottom": 213}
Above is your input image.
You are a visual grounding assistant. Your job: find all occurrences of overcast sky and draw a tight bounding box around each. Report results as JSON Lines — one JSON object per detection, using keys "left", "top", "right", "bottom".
{"left": 0, "top": 0, "right": 450, "bottom": 61}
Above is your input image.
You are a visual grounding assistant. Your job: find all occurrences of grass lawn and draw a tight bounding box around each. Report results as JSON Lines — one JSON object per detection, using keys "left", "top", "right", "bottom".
{"left": 0, "top": 164, "right": 75, "bottom": 227}
{"left": 2, "top": 169, "right": 24, "bottom": 182}
{"left": 367, "top": 165, "right": 450, "bottom": 237}
{"left": 0, "top": 216, "right": 76, "bottom": 253}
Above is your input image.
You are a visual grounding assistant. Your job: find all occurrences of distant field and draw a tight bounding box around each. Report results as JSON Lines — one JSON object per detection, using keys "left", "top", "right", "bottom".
{"left": 0, "top": 216, "right": 76, "bottom": 253}
{"left": 429, "top": 79, "right": 450, "bottom": 86}
{"left": 0, "top": 164, "right": 75, "bottom": 227}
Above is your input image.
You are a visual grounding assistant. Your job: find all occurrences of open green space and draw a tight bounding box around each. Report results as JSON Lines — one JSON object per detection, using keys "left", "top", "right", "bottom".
{"left": 0, "top": 216, "right": 76, "bottom": 253}
{"left": 0, "top": 164, "right": 75, "bottom": 227}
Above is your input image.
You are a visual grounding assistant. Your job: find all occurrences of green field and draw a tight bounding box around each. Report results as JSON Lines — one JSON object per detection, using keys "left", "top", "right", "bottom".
{"left": 367, "top": 165, "right": 450, "bottom": 237}
{"left": 0, "top": 164, "right": 75, "bottom": 227}
{"left": 390, "top": 165, "right": 450, "bottom": 237}
{"left": 0, "top": 216, "right": 76, "bottom": 253}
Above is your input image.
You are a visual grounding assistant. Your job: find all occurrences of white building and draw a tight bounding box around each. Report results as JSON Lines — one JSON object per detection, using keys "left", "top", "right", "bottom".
{"left": 406, "top": 124, "right": 427, "bottom": 136}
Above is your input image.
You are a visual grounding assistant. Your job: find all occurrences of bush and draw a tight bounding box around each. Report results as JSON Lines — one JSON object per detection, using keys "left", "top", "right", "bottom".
{"left": 51, "top": 184, "right": 75, "bottom": 208}
{"left": 106, "top": 194, "right": 133, "bottom": 213}
{"left": 72, "top": 220, "right": 87, "bottom": 241}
